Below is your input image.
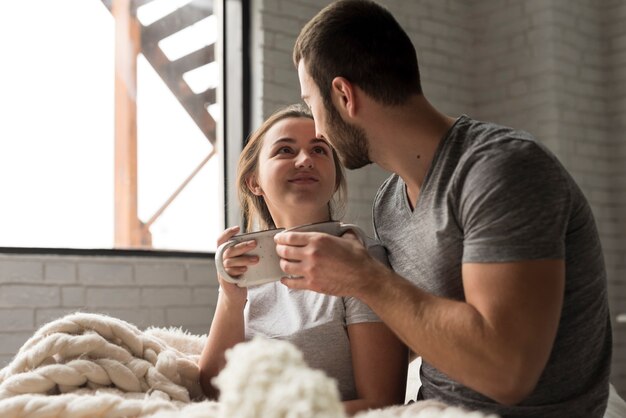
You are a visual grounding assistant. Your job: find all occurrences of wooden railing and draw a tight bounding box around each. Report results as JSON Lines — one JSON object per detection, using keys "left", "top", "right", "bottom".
{"left": 101, "top": 0, "right": 217, "bottom": 248}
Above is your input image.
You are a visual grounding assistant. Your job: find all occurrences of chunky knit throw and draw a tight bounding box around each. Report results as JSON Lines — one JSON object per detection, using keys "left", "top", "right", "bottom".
{"left": 0, "top": 312, "right": 498, "bottom": 418}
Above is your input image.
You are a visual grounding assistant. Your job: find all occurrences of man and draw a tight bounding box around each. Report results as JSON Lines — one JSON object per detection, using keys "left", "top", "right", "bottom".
{"left": 274, "top": 0, "right": 612, "bottom": 417}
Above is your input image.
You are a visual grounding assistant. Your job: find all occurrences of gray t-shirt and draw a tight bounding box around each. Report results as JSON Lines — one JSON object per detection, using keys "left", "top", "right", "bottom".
{"left": 373, "top": 115, "right": 611, "bottom": 418}
{"left": 244, "top": 238, "right": 385, "bottom": 401}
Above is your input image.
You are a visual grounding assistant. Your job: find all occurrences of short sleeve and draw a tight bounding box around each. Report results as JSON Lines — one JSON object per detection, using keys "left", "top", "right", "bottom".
{"left": 343, "top": 237, "right": 388, "bottom": 325}
{"left": 344, "top": 296, "right": 380, "bottom": 325}
{"left": 458, "top": 140, "right": 572, "bottom": 263}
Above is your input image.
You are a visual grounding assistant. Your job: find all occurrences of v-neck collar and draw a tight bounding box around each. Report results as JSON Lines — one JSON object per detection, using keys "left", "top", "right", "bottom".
{"left": 400, "top": 115, "right": 467, "bottom": 215}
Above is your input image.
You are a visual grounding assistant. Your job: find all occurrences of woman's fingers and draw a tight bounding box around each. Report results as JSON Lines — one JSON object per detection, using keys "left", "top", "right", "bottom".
{"left": 216, "top": 227, "right": 259, "bottom": 279}
{"left": 223, "top": 253, "right": 258, "bottom": 269}
{"left": 217, "top": 226, "right": 240, "bottom": 246}
{"left": 222, "top": 266, "right": 248, "bottom": 277}
{"left": 222, "top": 240, "right": 259, "bottom": 278}
{"left": 223, "top": 240, "right": 258, "bottom": 259}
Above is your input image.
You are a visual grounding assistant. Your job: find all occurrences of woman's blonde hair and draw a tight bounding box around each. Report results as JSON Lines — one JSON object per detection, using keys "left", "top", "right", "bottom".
{"left": 237, "top": 104, "right": 347, "bottom": 232}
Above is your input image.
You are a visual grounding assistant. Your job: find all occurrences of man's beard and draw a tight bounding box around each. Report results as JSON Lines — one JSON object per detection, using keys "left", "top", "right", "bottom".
{"left": 326, "top": 104, "right": 372, "bottom": 170}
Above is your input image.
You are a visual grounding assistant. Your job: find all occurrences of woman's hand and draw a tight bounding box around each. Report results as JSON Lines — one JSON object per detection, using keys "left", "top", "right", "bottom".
{"left": 201, "top": 226, "right": 254, "bottom": 399}
{"left": 216, "top": 226, "right": 258, "bottom": 308}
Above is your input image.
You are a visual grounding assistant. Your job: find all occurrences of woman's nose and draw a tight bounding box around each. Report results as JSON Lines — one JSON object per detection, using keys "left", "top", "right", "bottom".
{"left": 295, "top": 151, "right": 314, "bottom": 168}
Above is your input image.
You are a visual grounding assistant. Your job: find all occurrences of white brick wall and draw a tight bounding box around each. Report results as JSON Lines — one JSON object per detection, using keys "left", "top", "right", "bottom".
{"left": 470, "top": 0, "right": 626, "bottom": 392}
{"left": 0, "top": 254, "right": 218, "bottom": 367}
{"left": 606, "top": 0, "right": 626, "bottom": 393}
{"left": 255, "top": 0, "right": 626, "bottom": 395}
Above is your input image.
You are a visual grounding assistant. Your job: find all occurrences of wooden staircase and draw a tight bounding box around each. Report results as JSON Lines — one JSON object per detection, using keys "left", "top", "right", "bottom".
{"left": 101, "top": 0, "right": 217, "bottom": 144}
{"left": 101, "top": 0, "right": 218, "bottom": 248}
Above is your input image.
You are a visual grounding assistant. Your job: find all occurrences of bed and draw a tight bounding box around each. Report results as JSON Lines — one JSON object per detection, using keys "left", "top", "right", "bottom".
{"left": 0, "top": 312, "right": 622, "bottom": 418}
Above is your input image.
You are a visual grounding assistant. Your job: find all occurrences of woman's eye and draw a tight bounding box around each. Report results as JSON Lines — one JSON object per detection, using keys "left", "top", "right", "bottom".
{"left": 312, "top": 146, "right": 327, "bottom": 155}
{"left": 277, "top": 146, "right": 293, "bottom": 154}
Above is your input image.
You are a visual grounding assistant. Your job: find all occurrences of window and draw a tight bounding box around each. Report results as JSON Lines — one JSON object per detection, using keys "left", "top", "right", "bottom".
{"left": 0, "top": 0, "right": 244, "bottom": 252}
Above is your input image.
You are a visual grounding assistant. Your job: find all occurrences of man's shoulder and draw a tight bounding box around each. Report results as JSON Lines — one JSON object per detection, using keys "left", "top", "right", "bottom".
{"left": 448, "top": 117, "right": 563, "bottom": 184}
{"left": 453, "top": 115, "right": 539, "bottom": 152}
{"left": 373, "top": 173, "right": 402, "bottom": 209}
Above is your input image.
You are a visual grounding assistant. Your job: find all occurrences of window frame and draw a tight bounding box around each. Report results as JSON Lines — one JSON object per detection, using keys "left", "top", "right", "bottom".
{"left": 0, "top": 0, "right": 249, "bottom": 257}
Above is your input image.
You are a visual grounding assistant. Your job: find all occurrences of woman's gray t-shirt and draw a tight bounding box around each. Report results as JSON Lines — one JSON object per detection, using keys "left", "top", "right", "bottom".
{"left": 244, "top": 238, "right": 386, "bottom": 401}
{"left": 373, "top": 115, "right": 611, "bottom": 418}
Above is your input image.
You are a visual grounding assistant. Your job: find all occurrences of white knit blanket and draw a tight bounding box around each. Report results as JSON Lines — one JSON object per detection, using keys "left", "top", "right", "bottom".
{"left": 0, "top": 312, "right": 497, "bottom": 418}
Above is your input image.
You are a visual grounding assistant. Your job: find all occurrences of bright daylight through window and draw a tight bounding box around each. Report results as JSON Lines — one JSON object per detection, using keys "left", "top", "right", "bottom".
{"left": 0, "top": 0, "right": 224, "bottom": 252}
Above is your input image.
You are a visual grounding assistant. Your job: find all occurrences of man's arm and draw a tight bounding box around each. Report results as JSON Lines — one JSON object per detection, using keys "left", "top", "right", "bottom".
{"left": 276, "top": 232, "right": 564, "bottom": 405}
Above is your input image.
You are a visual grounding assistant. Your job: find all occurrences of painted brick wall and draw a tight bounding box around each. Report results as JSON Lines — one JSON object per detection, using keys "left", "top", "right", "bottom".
{"left": 606, "top": 0, "right": 626, "bottom": 393}
{"left": 469, "top": 0, "right": 626, "bottom": 392}
{"left": 0, "top": 254, "right": 218, "bottom": 367}
{"left": 255, "top": 0, "right": 626, "bottom": 395}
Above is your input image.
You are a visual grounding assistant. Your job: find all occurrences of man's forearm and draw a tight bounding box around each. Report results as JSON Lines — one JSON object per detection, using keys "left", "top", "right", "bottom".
{"left": 355, "top": 268, "right": 540, "bottom": 405}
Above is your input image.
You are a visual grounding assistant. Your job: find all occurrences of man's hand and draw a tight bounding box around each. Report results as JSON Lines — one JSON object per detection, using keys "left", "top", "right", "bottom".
{"left": 274, "top": 230, "right": 381, "bottom": 296}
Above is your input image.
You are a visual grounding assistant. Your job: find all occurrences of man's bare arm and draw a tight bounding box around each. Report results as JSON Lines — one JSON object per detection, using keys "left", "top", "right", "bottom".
{"left": 356, "top": 258, "right": 564, "bottom": 405}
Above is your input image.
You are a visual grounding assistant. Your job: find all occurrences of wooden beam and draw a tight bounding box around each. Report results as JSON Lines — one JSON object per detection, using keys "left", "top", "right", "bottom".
{"left": 113, "top": 0, "right": 148, "bottom": 248}
{"left": 100, "top": 0, "right": 156, "bottom": 13}
{"left": 142, "top": 42, "right": 217, "bottom": 143}
{"left": 142, "top": 1, "right": 213, "bottom": 43}
{"left": 170, "top": 43, "right": 215, "bottom": 75}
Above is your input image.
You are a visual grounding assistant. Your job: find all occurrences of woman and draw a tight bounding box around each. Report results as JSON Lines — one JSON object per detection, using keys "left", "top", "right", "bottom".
{"left": 199, "top": 104, "right": 407, "bottom": 415}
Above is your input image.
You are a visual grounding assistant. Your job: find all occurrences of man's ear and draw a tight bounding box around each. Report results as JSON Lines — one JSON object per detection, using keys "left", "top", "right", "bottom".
{"left": 246, "top": 175, "right": 263, "bottom": 196}
{"left": 331, "top": 76, "right": 356, "bottom": 118}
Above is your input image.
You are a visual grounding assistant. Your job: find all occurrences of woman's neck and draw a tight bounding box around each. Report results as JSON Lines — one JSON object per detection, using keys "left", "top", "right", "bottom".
{"left": 271, "top": 207, "right": 331, "bottom": 229}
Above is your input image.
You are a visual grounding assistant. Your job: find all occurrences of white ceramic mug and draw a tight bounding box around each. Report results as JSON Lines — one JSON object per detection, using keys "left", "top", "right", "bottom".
{"left": 215, "top": 221, "right": 367, "bottom": 287}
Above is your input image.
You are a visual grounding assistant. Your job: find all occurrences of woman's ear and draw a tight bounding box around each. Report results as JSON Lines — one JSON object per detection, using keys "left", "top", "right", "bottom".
{"left": 246, "top": 175, "right": 263, "bottom": 196}
{"left": 331, "top": 76, "right": 356, "bottom": 118}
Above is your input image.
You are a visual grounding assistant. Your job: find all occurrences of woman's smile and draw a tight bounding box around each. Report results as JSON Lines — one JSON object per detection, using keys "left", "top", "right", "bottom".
{"left": 288, "top": 172, "right": 320, "bottom": 184}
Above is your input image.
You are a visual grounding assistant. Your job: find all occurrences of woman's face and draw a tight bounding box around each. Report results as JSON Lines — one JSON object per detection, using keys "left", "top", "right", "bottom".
{"left": 249, "top": 117, "right": 337, "bottom": 227}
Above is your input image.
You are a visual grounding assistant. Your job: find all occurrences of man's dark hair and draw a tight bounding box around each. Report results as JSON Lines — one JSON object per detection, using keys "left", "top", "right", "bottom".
{"left": 294, "top": 0, "right": 422, "bottom": 109}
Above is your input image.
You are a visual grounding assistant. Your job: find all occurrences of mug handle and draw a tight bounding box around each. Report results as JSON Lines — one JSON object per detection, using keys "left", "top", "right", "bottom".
{"left": 338, "top": 223, "right": 367, "bottom": 244}
{"left": 215, "top": 240, "right": 243, "bottom": 284}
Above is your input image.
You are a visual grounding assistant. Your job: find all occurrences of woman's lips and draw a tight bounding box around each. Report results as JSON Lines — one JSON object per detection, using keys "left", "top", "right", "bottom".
{"left": 288, "top": 174, "right": 319, "bottom": 184}
{"left": 288, "top": 177, "right": 319, "bottom": 184}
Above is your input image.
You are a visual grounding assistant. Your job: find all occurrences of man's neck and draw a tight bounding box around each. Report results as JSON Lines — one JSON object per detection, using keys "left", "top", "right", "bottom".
{"left": 365, "top": 95, "right": 456, "bottom": 208}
